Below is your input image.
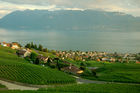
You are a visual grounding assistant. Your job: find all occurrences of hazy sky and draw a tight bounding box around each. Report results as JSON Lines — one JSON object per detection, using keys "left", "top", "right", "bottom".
{"left": 0, "top": 0, "right": 140, "bottom": 18}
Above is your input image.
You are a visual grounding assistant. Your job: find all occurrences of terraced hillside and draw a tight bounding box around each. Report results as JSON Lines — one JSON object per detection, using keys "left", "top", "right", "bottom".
{"left": 0, "top": 46, "right": 75, "bottom": 85}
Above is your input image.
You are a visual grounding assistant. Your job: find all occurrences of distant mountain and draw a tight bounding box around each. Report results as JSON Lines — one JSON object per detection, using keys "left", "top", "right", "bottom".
{"left": 0, "top": 10, "right": 140, "bottom": 31}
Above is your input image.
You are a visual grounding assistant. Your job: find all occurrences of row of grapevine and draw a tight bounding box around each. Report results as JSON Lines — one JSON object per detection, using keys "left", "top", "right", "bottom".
{"left": 0, "top": 64, "right": 75, "bottom": 84}
{"left": 0, "top": 46, "right": 76, "bottom": 85}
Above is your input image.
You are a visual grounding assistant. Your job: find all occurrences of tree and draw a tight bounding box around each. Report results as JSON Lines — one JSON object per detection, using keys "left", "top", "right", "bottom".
{"left": 80, "top": 66, "right": 86, "bottom": 70}
{"left": 46, "top": 58, "right": 51, "bottom": 66}
{"left": 80, "top": 62, "right": 86, "bottom": 67}
{"left": 80, "top": 62, "right": 86, "bottom": 71}
{"left": 34, "top": 58, "right": 40, "bottom": 64}
{"left": 31, "top": 42, "right": 34, "bottom": 48}
{"left": 38, "top": 44, "right": 43, "bottom": 51}
{"left": 81, "top": 69, "right": 92, "bottom": 76}
{"left": 114, "top": 52, "right": 119, "bottom": 58}
{"left": 54, "top": 58, "right": 61, "bottom": 70}
{"left": 43, "top": 48, "right": 48, "bottom": 52}
{"left": 91, "top": 70, "right": 97, "bottom": 78}
{"left": 25, "top": 43, "right": 31, "bottom": 49}
{"left": 34, "top": 44, "right": 37, "bottom": 49}
{"left": 30, "top": 52, "right": 38, "bottom": 62}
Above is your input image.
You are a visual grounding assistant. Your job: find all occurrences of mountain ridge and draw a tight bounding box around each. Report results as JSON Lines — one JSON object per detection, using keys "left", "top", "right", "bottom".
{"left": 0, "top": 9, "right": 140, "bottom": 31}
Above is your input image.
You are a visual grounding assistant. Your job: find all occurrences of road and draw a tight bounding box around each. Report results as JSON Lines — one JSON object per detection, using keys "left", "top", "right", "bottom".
{"left": 0, "top": 80, "right": 39, "bottom": 90}
{"left": 73, "top": 76, "right": 107, "bottom": 84}
{"left": 0, "top": 76, "right": 139, "bottom": 90}
{"left": 0, "top": 77, "right": 106, "bottom": 90}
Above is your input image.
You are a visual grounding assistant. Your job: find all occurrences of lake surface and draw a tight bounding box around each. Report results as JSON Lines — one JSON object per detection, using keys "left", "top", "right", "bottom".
{"left": 0, "top": 28, "right": 140, "bottom": 53}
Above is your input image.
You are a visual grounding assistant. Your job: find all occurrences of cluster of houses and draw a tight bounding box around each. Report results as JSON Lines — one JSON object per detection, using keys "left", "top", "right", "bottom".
{"left": 1, "top": 42, "right": 138, "bottom": 64}
{"left": 0, "top": 42, "right": 20, "bottom": 49}
{"left": 0, "top": 42, "right": 83, "bottom": 75}
{"left": 61, "top": 61, "right": 83, "bottom": 74}
{"left": 17, "top": 48, "right": 32, "bottom": 58}
{"left": 29, "top": 54, "right": 83, "bottom": 75}
{"left": 1, "top": 42, "right": 140, "bottom": 75}
{"left": 35, "top": 55, "right": 83, "bottom": 75}
{"left": 0, "top": 42, "right": 32, "bottom": 58}
{"left": 55, "top": 50, "right": 140, "bottom": 63}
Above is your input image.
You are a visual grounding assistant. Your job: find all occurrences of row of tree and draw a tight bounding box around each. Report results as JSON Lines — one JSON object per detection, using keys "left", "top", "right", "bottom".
{"left": 25, "top": 42, "right": 48, "bottom": 52}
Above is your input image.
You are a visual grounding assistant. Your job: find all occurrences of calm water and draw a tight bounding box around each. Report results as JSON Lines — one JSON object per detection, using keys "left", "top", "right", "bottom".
{"left": 0, "top": 28, "right": 140, "bottom": 53}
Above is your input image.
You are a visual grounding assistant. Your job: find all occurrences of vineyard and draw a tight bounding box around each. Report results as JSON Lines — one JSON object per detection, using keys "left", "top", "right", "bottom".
{"left": 45, "top": 83, "right": 140, "bottom": 93}
{"left": 72, "top": 60, "right": 140, "bottom": 83}
{"left": 0, "top": 83, "right": 139, "bottom": 93}
{"left": 0, "top": 46, "right": 75, "bottom": 85}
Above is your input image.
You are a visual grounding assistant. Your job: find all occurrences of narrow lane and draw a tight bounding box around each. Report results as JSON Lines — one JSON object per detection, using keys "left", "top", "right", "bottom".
{"left": 0, "top": 80, "right": 39, "bottom": 90}
{"left": 73, "top": 76, "right": 107, "bottom": 84}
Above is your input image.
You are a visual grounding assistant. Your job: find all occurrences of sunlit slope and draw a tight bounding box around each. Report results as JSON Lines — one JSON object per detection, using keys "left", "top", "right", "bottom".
{"left": 80, "top": 61, "right": 140, "bottom": 83}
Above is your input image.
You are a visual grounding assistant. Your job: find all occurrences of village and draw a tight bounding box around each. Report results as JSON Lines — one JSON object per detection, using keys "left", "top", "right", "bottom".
{"left": 0, "top": 42, "right": 84, "bottom": 75}
{"left": 55, "top": 50, "right": 140, "bottom": 63}
{"left": 0, "top": 42, "right": 140, "bottom": 75}
{"left": 1, "top": 42, "right": 140, "bottom": 63}
{"left": 56, "top": 51, "right": 140, "bottom": 63}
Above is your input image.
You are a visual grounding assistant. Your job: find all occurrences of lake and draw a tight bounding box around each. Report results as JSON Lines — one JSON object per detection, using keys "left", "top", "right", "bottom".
{"left": 0, "top": 28, "right": 140, "bottom": 53}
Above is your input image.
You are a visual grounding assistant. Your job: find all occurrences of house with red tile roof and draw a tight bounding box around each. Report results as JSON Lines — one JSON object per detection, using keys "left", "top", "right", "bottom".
{"left": 62, "top": 64, "right": 83, "bottom": 75}
{"left": 1, "top": 42, "right": 20, "bottom": 49}
{"left": 1, "top": 42, "right": 11, "bottom": 47}
{"left": 11, "top": 42, "right": 20, "bottom": 49}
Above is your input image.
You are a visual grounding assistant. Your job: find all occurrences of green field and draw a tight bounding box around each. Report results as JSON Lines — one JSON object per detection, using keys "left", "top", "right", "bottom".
{"left": 0, "top": 83, "right": 140, "bottom": 93}
{"left": 0, "top": 46, "right": 75, "bottom": 85}
{"left": 74, "top": 61, "right": 140, "bottom": 83}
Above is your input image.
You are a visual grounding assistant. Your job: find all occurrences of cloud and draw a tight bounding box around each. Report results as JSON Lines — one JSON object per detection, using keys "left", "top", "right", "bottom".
{"left": 0, "top": 0, "right": 139, "bottom": 8}
{"left": 0, "top": 1, "right": 57, "bottom": 18}
{"left": 0, "top": 0, "right": 140, "bottom": 18}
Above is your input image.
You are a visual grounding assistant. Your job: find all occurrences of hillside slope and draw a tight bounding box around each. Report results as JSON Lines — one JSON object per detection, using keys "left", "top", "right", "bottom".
{"left": 0, "top": 46, "right": 75, "bottom": 85}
